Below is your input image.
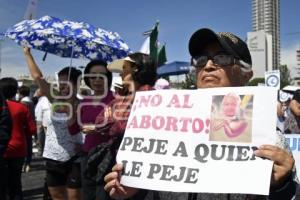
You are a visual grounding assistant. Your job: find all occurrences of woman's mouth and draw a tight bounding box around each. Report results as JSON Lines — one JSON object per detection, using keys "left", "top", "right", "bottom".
{"left": 202, "top": 74, "right": 219, "bottom": 81}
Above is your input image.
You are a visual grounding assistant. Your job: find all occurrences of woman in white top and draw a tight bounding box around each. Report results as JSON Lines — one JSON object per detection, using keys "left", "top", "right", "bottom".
{"left": 23, "top": 47, "right": 82, "bottom": 200}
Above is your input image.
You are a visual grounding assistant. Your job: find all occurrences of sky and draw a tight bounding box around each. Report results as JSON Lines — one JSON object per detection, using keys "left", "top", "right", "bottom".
{"left": 0, "top": 0, "right": 300, "bottom": 78}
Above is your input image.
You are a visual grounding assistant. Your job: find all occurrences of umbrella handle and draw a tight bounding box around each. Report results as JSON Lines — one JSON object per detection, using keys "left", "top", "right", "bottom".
{"left": 42, "top": 52, "right": 48, "bottom": 61}
{"left": 69, "top": 45, "right": 74, "bottom": 67}
{"left": 68, "top": 45, "right": 75, "bottom": 83}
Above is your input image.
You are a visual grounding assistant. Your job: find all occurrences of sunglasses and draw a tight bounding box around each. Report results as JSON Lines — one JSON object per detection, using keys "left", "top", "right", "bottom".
{"left": 192, "top": 54, "right": 251, "bottom": 69}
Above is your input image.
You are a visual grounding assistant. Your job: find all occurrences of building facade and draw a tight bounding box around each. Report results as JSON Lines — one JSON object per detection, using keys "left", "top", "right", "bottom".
{"left": 294, "top": 49, "right": 300, "bottom": 84}
{"left": 247, "top": 31, "right": 273, "bottom": 78}
{"left": 252, "top": 0, "right": 280, "bottom": 69}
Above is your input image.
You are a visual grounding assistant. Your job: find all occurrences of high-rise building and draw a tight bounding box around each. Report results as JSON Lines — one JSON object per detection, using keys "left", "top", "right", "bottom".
{"left": 252, "top": 0, "right": 280, "bottom": 69}
{"left": 294, "top": 49, "right": 300, "bottom": 84}
{"left": 297, "top": 49, "right": 300, "bottom": 66}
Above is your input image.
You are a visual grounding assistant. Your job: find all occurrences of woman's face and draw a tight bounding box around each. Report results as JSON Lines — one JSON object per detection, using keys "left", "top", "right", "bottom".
{"left": 88, "top": 65, "right": 108, "bottom": 94}
{"left": 58, "top": 74, "right": 75, "bottom": 97}
{"left": 121, "top": 60, "right": 135, "bottom": 80}
{"left": 222, "top": 96, "right": 239, "bottom": 117}
{"left": 196, "top": 43, "right": 233, "bottom": 88}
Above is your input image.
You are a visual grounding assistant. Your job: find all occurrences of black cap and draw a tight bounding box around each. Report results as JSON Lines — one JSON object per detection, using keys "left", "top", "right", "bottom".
{"left": 189, "top": 28, "right": 252, "bottom": 67}
{"left": 293, "top": 89, "right": 300, "bottom": 102}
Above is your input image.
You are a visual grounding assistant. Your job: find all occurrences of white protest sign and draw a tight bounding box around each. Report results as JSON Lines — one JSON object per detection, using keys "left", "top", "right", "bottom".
{"left": 117, "top": 87, "right": 278, "bottom": 195}
{"left": 265, "top": 70, "right": 280, "bottom": 90}
{"left": 285, "top": 134, "right": 300, "bottom": 179}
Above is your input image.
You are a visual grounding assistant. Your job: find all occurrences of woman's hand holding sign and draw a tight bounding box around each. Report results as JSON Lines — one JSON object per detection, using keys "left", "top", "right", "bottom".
{"left": 254, "top": 145, "right": 294, "bottom": 187}
{"left": 104, "top": 163, "right": 139, "bottom": 199}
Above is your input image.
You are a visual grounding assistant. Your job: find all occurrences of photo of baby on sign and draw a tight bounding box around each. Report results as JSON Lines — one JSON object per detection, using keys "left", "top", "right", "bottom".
{"left": 210, "top": 93, "right": 253, "bottom": 143}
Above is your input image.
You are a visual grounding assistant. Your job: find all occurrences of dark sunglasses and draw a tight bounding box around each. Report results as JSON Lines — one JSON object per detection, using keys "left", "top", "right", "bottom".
{"left": 192, "top": 54, "right": 251, "bottom": 69}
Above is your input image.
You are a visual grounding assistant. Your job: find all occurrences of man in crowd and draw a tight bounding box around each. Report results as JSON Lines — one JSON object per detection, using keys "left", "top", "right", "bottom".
{"left": 103, "top": 28, "right": 297, "bottom": 199}
{"left": 285, "top": 89, "right": 300, "bottom": 133}
{"left": 18, "top": 85, "right": 36, "bottom": 172}
{"left": 0, "top": 77, "right": 36, "bottom": 200}
{"left": 0, "top": 91, "right": 12, "bottom": 157}
{"left": 33, "top": 89, "right": 49, "bottom": 156}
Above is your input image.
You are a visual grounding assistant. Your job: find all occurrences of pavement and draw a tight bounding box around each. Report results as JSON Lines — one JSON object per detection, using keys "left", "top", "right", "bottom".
{"left": 22, "top": 151, "right": 46, "bottom": 200}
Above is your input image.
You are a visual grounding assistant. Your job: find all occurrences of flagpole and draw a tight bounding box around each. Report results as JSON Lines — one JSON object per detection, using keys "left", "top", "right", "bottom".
{"left": 24, "top": 0, "right": 38, "bottom": 20}
{"left": 68, "top": 45, "right": 74, "bottom": 82}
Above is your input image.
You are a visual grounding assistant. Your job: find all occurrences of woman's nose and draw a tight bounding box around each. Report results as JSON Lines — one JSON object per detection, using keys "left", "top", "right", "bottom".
{"left": 203, "top": 59, "right": 217, "bottom": 70}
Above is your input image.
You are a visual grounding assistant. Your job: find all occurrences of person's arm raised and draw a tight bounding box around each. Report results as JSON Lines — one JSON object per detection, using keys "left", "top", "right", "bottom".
{"left": 23, "top": 47, "right": 52, "bottom": 101}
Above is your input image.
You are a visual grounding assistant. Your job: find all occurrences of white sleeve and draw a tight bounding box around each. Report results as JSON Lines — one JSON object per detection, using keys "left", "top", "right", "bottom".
{"left": 35, "top": 101, "right": 42, "bottom": 122}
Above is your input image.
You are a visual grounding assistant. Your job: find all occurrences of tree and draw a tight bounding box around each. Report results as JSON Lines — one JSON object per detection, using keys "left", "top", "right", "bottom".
{"left": 247, "top": 77, "right": 265, "bottom": 86}
{"left": 279, "top": 64, "right": 293, "bottom": 89}
{"left": 180, "top": 73, "right": 196, "bottom": 89}
{"left": 247, "top": 65, "right": 292, "bottom": 88}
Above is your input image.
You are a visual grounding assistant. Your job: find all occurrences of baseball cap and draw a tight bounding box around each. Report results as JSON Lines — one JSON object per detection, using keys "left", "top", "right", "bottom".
{"left": 189, "top": 28, "right": 252, "bottom": 69}
{"left": 107, "top": 56, "right": 136, "bottom": 73}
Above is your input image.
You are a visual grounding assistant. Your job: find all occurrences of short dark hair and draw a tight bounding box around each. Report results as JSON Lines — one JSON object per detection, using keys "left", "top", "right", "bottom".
{"left": 129, "top": 53, "right": 157, "bottom": 86}
{"left": 19, "top": 85, "right": 30, "bottom": 97}
{"left": 83, "top": 60, "right": 112, "bottom": 88}
{"left": 293, "top": 89, "right": 300, "bottom": 103}
{"left": 58, "top": 67, "right": 82, "bottom": 85}
{"left": 0, "top": 77, "right": 18, "bottom": 99}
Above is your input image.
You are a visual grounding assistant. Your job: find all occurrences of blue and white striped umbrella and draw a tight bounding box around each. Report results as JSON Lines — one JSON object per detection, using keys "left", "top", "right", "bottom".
{"left": 5, "top": 15, "right": 130, "bottom": 62}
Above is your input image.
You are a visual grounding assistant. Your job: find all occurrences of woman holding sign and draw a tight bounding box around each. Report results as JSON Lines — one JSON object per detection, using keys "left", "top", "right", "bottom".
{"left": 104, "top": 29, "right": 297, "bottom": 200}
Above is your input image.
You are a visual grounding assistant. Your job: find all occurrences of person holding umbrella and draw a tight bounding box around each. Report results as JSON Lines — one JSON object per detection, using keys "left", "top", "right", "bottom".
{"left": 23, "top": 47, "right": 82, "bottom": 200}
{"left": 103, "top": 29, "right": 297, "bottom": 200}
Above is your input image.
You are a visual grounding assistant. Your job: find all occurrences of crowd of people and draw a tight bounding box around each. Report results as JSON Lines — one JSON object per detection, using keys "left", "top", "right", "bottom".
{"left": 0, "top": 27, "right": 298, "bottom": 200}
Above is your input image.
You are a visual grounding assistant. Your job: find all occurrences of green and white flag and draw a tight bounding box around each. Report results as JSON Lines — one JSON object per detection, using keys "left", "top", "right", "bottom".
{"left": 149, "top": 22, "right": 159, "bottom": 63}
{"left": 140, "top": 36, "right": 150, "bottom": 54}
{"left": 157, "top": 44, "right": 167, "bottom": 66}
{"left": 141, "top": 22, "right": 166, "bottom": 67}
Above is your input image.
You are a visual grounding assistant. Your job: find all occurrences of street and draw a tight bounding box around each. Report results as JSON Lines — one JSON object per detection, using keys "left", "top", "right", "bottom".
{"left": 22, "top": 155, "right": 45, "bottom": 200}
